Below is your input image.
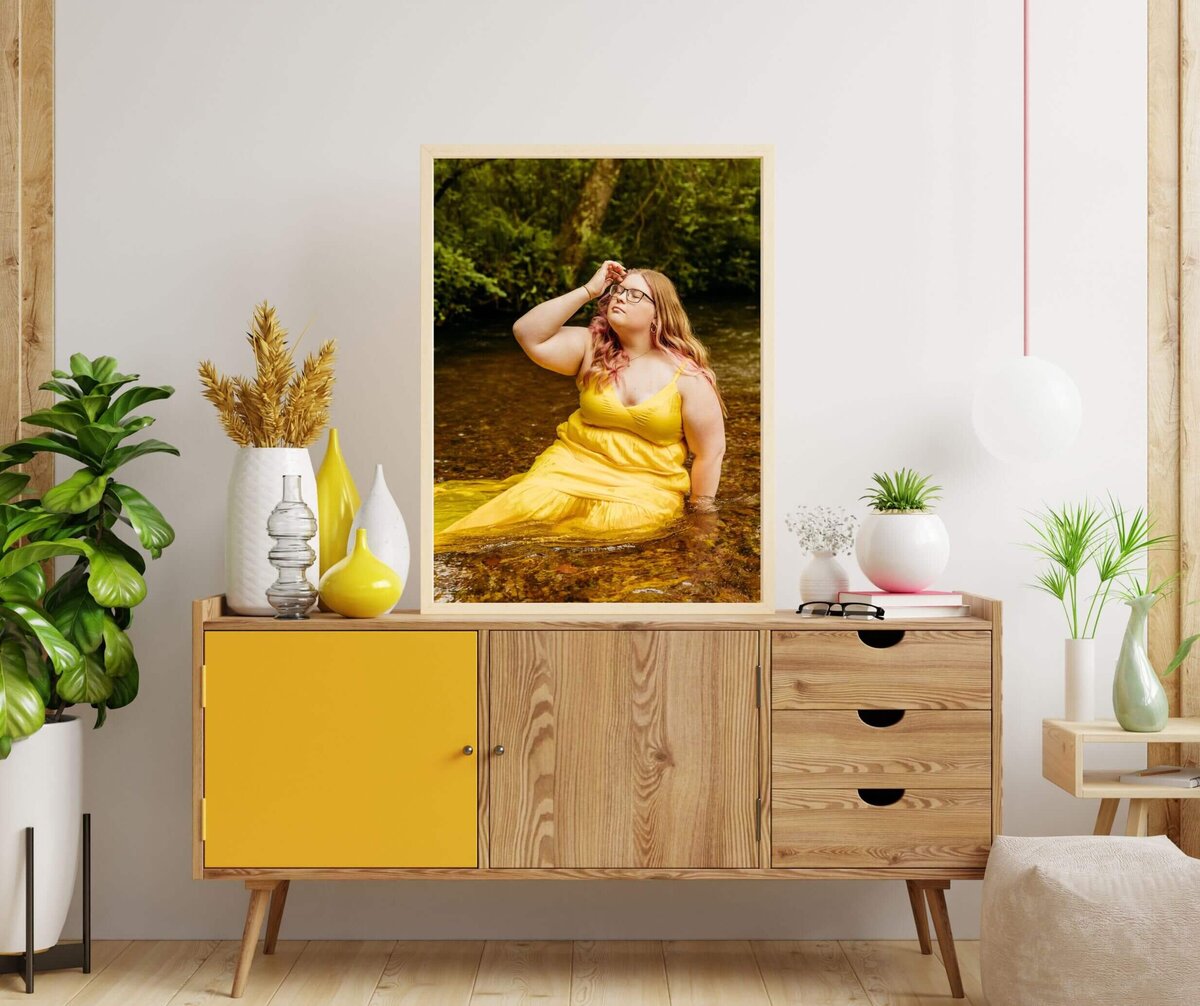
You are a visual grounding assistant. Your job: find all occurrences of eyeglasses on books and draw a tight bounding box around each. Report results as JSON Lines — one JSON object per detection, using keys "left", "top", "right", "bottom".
{"left": 795, "top": 601, "right": 885, "bottom": 619}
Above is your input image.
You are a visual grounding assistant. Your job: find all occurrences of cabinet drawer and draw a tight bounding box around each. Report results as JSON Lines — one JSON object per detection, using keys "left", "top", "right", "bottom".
{"left": 771, "top": 788, "right": 991, "bottom": 868}
{"left": 773, "top": 710, "right": 992, "bottom": 788}
{"left": 771, "top": 630, "right": 991, "bottom": 709}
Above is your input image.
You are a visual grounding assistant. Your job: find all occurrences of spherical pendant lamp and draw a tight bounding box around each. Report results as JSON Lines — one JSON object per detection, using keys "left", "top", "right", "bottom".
{"left": 972, "top": 0, "right": 1082, "bottom": 463}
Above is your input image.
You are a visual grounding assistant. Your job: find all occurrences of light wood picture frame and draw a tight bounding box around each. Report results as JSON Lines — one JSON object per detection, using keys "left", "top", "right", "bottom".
{"left": 422, "top": 144, "right": 772, "bottom": 614}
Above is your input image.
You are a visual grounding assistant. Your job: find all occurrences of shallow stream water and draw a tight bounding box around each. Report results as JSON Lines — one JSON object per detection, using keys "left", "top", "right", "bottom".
{"left": 433, "top": 299, "right": 762, "bottom": 603}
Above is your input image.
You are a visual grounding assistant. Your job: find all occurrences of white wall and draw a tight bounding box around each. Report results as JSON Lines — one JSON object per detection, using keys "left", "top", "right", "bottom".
{"left": 55, "top": 0, "right": 1146, "bottom": 939}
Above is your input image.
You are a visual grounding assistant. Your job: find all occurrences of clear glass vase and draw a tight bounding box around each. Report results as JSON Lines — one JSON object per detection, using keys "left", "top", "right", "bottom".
{"left": 266, "top": 474, "right": 318, "bottom": 619}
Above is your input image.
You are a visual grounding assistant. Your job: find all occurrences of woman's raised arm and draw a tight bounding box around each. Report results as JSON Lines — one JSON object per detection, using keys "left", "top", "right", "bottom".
{"left": 512, "top": 261, "right": 624, "bottom": 376}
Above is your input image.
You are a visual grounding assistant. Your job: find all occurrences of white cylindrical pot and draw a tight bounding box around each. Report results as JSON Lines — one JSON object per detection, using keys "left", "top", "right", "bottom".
{"left": 798, "top": 550, "right": 849, "bottom": 605}
{"left": 0, "top": 717, "right": 83, "bottom": 953}
{"left": 347, "top": 464, "right": 410, "bottom": 611}
{"left": 1064, "top": 637, "right": 1096, "bottom": 721}
{"left": 855, "top": 512, "right": 950, "bottom": 593}
{"left": 226, "top": 447, "right": 319, "bottom": 616}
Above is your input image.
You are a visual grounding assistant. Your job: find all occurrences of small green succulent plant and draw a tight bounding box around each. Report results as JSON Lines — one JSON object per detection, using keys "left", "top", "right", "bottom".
{"left": 860, "top": 468, "right": 943, "bottom": 513}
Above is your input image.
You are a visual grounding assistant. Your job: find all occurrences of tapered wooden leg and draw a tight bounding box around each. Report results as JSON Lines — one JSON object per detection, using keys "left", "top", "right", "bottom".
{"left": 232, "top": 882, "right": 276, "bottom": 998}
{"left": 1094, "top": 798, "right": 1120, "bottom": 835}
{"left": 263, "top": 880, "right": 290, "bottom": 955}
{"left": 916, "top": 881, "right": 964, "bottom": 1000}
{"left": 1126, "top": 798, "right": 1150, "bottom": 836}
{"left": 904, "top": 880, "right": 932, "bottom": 954}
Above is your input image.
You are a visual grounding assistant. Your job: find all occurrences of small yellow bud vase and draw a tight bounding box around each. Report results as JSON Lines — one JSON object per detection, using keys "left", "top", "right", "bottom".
{"left": 318, "top": 528, "right": 402, "bottom": 617}
{"left": 316, "top": 427, "right": 359, "bottom": 576}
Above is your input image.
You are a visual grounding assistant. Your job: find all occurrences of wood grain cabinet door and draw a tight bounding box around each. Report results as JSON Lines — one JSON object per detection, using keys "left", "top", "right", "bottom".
{"left": 489, "top": 630, "right": 760, "bottom": 869}
{"left": 203, "top": 630, "right": 478, "bottom": 868}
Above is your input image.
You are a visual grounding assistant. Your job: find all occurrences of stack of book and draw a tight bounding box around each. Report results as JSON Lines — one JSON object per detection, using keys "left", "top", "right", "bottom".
{"left": 838, "top": 590, "right": 970, "bottom": 619}
{"left": 1118, "top": 766, "right": 1200, "bottom": 788}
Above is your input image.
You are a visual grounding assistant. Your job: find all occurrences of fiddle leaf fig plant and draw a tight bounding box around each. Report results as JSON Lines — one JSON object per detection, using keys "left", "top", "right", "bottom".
{"left": 0, "top": 354, "right": 178, "bottom": 757}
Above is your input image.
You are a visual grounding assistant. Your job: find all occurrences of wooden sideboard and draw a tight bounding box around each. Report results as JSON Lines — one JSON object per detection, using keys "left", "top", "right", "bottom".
{"left": 192, "top": 593, "right": 1002, "bottom": 998}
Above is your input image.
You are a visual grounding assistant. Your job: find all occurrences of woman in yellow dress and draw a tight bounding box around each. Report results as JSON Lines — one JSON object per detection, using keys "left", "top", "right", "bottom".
{"left": 434, "top": 260, "right": 727, "bottom": 548}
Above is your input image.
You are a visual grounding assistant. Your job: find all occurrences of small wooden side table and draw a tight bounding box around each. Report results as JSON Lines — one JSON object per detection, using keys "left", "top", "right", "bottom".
{"left": 1043, "top": 718, "right": 1200, "bottom": 835}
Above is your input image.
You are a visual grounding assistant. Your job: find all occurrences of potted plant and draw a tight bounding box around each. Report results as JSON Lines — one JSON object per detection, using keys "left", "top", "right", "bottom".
{"left": 855, "top": 468, "right": 949, "bottom": 593}
{"left": 198, "top": 302, "right": 337, "bottom": 615}
{"left": 0, "top": 353, "right": 176, "bottom": 953}
{"left": 1024, "top": 496, "right": 1172, "bottom": 722}
{"left": 784, "top": 504, "right": 858, "bottom": 604}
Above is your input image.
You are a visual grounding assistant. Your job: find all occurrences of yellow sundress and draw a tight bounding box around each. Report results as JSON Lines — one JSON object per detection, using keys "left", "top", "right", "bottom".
{"left": 434, "top": 365, "right": 691, "bottom": 548}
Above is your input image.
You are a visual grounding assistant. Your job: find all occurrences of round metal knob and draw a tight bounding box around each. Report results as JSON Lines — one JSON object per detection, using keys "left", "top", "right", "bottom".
{"left": 493, "top": 744, "right": 505, "bottom": 755}
{"left": 462, "top": 745, "right": 474, "bottom": 756}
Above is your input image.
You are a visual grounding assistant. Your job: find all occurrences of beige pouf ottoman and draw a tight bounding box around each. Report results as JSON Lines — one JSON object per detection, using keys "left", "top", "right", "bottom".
{"left": 981, "top": 834, "right": 1200, "bottom": 1006}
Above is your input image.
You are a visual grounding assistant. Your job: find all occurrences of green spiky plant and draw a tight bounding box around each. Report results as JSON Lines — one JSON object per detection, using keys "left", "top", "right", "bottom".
{"left": 0, "top": 354, "right": 178, "bottom": 757}
{"left": 860, "top": 468, "right": 943, "bottom": 513}
{"left": 1024, "top": 495, "right": 1174, "bottom": 640}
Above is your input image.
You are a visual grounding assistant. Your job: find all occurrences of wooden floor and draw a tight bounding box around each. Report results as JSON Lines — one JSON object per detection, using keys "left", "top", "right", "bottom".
{"left": 0, "top": 939, "right": 987, "bottom": 1004}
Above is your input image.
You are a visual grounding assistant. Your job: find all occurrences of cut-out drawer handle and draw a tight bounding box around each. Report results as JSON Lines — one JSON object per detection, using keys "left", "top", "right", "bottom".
{"left": 858, "top": 788, "right": 905, "bottom": 807}
{"left": 857, "top": 629, "right": 906, "bottom": 649}
{"left": 857, "top": 709, "right": 906, "bottom": 728}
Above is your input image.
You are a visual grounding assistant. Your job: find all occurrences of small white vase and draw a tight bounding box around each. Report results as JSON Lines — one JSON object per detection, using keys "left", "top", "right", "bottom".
{"left": 1064, "top": 637, "right": 1096, "bottom": 721}
{"left": 347, "top": 464, "right": 410, "bottom": 611}
{"left": 855, "top": 512, "right": 950, "bottom": 593}
{"left": 799, "top": 550, "right": 849, "bottom": 604}
{"left": 226, "top": 447, "right": 320, "bottom": 616}
{"left": 0, "top": 717, "right": 83, "bottom": 952}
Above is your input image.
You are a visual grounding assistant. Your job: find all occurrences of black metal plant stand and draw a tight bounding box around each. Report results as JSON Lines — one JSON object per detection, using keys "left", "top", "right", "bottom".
{"left": 0, "top": 813, "right": 91, "bottom": 994}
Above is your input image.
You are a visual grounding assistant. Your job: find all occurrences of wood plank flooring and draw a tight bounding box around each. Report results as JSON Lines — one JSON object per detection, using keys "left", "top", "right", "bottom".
{"left": 0, "top": 940, "right": 986, "bottom": 1005}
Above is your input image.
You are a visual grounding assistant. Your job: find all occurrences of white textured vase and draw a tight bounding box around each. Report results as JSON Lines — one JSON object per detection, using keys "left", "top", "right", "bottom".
{"left": 1064, "top": 637, "right": 1096, "bottom": 722}
{"left": 0, "top": 717, "right": 83, "bottom": 953}
{"left": 798, "top": 550, "right": 849, "bottom": 604}
{"left": 347, "top": 463, "right": 410, "bottom": 611}
{"left": 226, "top": 447, "right": 319, "bottom": 616}
{"left": 855, "top": 512, "right": 950, "bottom": 593}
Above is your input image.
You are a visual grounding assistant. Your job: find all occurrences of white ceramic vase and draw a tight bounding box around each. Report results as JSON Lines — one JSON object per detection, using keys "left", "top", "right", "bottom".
{"left": 1064, "top": 637, "right": 1096, "bottom": 721}
{"left": 226, "top": 447, "right": 320, "bottom": 616}
{"left": 798, "top": 550, "right": 849, "bottom": 605}
{"left": 0, "top": 717, "right": 83, "bottom": 953}
{"left": 855, "top": 512, "right": 950, "bottom": 593}
{"left": 347, "top": 464, "right": 410, "bottom": 611}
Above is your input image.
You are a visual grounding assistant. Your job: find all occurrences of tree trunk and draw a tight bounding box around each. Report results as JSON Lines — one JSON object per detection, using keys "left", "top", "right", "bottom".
{"left": 558, "top": 159, "right": 621, "bottom": 282}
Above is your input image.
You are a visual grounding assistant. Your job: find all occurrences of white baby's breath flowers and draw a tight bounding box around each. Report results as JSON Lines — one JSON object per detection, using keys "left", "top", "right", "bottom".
{"left": 784, "top": 505, "right": 858, "bottom": 556}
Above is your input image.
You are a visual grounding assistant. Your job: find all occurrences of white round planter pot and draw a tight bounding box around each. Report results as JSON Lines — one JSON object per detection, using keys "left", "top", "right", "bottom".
{"left": 0, "top": 717, "right": 83, "bottom": 953}
{"left": 226, "top": 446, "right": 319, "bottom": 616}
{"left": 855, "top": 511, "right": 950, "bottom": 593}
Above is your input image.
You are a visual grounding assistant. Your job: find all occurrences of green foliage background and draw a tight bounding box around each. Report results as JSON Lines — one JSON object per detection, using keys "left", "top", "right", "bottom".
{"left": 433, "top": 158, "right": 761, "bottom": 327}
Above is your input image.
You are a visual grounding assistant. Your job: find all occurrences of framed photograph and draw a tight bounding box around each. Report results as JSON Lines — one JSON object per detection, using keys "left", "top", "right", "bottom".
{"left": 420, "top": 145, "right": 773, "bottom": 612}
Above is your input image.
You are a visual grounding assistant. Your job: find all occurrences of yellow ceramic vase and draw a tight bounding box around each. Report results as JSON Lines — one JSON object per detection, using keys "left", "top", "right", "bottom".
{"left": 316, "top": 427, "right": 359, "bottom": 576}
{"left": 318, "top": 529, "right": 402, "bottom": 618}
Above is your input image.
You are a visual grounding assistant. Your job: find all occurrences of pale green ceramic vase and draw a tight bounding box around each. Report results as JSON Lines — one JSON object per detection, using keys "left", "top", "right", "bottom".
{"left": 1113, "top": 593, "right": 1169, "bottom": 732}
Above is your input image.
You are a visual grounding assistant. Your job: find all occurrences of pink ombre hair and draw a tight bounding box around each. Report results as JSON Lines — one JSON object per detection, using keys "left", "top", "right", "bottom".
{"left": 579, "top": 269, "right": 727, "bottom": 416}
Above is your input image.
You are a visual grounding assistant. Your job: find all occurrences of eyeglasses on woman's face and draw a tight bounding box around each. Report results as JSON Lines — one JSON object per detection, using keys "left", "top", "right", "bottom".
{"left": 611, "top": 284, "right": 654, "bottom": 306}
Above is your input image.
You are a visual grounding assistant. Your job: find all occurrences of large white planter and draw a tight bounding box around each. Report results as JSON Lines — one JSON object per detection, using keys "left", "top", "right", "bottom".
{"left": 226, "top": 447, "right": 319, "bottom": 616}
{"left": 0, "top": 717, "right": 83, "bottom": 953}
{"left": 855, "top": 511, "right": 950, "bottom": 593}
{"left": 347, "top": 464, "right": 410, "bottom": 612}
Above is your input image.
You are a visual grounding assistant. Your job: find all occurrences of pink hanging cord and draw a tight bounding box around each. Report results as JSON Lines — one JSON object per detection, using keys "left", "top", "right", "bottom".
{"left": 1023, "top": 0, "right": 1030, "bottom": 356}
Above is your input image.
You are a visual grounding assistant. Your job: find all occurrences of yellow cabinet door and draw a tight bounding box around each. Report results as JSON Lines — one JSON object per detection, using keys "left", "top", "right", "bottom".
{"left": 203, "top": 631, "right": 477, "bottom": 868}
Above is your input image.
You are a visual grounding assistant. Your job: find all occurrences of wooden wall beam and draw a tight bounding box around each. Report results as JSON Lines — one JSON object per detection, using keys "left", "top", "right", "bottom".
{"left": 0, "top": 0, "right": 53, "bottom": 494}
{"left": 1179, "top": 0, "right": 1200, "bottom": 857}
{"left": 1148, "top": 0, "right": 1183, "bottom": 846}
